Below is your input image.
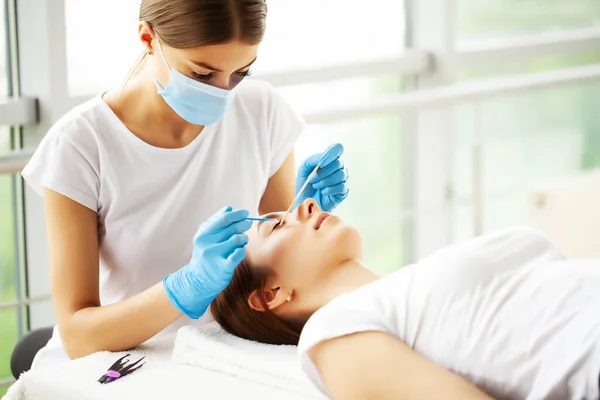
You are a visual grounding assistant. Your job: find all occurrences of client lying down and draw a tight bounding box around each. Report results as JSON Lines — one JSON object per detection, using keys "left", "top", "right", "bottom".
{"left": 211, "top": 199, "right": 600, "bottom": 400}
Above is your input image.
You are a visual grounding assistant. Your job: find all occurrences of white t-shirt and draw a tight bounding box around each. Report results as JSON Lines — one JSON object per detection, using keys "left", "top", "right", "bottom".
{"left": 22, "top": 79, "right": 305, "bottom": 368}
{"left": 299, "top": 227, "right": 600, "bottom": 400}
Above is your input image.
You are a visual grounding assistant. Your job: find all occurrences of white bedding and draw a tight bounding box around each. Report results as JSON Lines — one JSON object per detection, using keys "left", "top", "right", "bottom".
{"left": 172, "top": 324, "right": 324, "bottom": 399}
{"left": 4, "top": 328, "right": 320, "bottom": 400}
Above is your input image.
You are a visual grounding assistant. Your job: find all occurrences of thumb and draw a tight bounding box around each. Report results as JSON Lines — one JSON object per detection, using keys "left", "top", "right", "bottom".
{"left": 298, "top": 152, "right": 321, "bottom": 178}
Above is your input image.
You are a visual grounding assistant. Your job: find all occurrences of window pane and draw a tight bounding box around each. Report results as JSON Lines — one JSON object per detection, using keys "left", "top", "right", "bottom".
{"left": 457, "top": 0, "right": 600, "bottom": 40}
{"left": 452, "top": 81, "right": 600, "bottom": 240}
{"left": 0, "top": 308, "right": 18, "bottom": 390}
{"left": 457, "top": 0, "right": 600, "bottom": 42}
{"left": 294, "top": 115, "right": 409, "bottom": 273}
{"left": 0, "top": 171, "right": 16, "bottom": 305}
{"left": 254, "top": 0, "right": 405, "bottom": 74}
{"left": 65, "top": 0, "right": 406, "bottom": 95}
{"left": 1, "top": 3, "right": 19, "bottom": 391}
{"left": 278, "top": 75, "right": 403, "bottom": 115}
{"left": 0, "top": 0, "right": 7, "bottom": 96}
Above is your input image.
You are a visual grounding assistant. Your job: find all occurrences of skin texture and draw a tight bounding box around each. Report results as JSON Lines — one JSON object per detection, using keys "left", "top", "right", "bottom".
{"left": 244, "top": 199, "right": 493, "bottom": 399}
{"left": 245, "top": 198, "right": 373, "bottom": 317}
{"left": 48, "top": 22, "right": 295, "bottom": 359}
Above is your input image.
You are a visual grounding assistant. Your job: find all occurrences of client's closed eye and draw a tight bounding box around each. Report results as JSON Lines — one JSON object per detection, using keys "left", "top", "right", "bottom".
{"left": 271, "top": 220, "right": 286, "bottom": 233}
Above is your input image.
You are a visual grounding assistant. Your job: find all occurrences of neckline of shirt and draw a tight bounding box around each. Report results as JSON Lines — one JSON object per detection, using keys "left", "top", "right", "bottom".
{"left": 94, "top": 94, "right": 218, "bottom": 156}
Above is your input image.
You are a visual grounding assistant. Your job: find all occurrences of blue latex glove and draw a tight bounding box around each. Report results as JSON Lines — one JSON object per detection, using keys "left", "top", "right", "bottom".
{"left": 163, "top": 207, "right": 252, "bottom": 319}
{"left": 295, "top": 143, "right": 350, "bottom": 212}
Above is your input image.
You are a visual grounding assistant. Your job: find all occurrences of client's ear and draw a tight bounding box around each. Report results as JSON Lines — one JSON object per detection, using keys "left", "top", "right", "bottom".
{"left": 248, "top": 287, "right": 290, "bottom": 312}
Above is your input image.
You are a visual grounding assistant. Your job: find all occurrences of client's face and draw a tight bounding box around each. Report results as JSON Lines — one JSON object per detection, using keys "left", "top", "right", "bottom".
{"left": 246, "top": 198, "right": 362, "bottom": 300}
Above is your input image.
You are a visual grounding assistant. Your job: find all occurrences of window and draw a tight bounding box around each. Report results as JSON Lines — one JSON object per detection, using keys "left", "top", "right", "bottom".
{"left": 0, "top": 132, "right": 17, "bottom": 395}
{"left": 449, "top": 47, "right": 600, "bottom": 245}
{"left": 1, "top": 0, "right": 26, "bottom": 393}
{"left": 457, "top": 0, "right": 600, "bottom": 43}
{"left": 253, "top": 0, "right": 405, "bottom": 73}
{"left": 1, "top": 0, "right": 14, "bottom": 391}
{"left": 452, "top": 80, "right": 600, "bottom": 242}
{"left": 64, "top": 0, "right": 406, "bottom": 96}
{"left": 294, "top": 113, "right": 409, "bottom": 273}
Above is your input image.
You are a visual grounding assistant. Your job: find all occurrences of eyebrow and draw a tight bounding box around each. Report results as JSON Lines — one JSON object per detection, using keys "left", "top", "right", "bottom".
{"left": 190, "top": 57, "right": 258, "bottom": 73}
{"left": 256, "top": 212, "right": 281, "bottom": 233}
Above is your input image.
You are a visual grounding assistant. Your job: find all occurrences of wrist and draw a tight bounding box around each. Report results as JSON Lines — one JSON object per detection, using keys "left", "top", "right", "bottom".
{"left": 163, "top": 271, "right": 211, "bottom": 320}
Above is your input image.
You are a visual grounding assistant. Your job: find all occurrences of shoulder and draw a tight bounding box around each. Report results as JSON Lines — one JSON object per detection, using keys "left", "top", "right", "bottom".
{"left": 425, "top": 226, "right": 560, "bottom": 263}
{"left": 234, "top": 79, "right": 278, "bottom": 104}
{"left": 232, "top": 79, "right": 299, "bottom": 120}
{"left": 462, "top": 226, "right": 562, "bottom": 258}
{"left": 299, "top": 278, "right": 391, "bottom": 356}
{"left": 29, "top": 96, "right": 109, "bottom": 174}
{"left": 47, "top": 96, "right": 109, "bottom": 150}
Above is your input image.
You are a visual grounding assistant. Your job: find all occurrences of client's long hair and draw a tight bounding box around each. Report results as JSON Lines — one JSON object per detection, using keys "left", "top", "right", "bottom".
{"left": 211, "top": 260, "right": 309, "bottom": 345}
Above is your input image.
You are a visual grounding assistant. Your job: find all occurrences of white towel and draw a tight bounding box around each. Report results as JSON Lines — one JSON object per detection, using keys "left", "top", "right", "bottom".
{"left": 3, "top": 332, "right": 315, "bottom": 400}
{"left": 172, "top": 324, "right": 325, "bottom": 399}
{"left": 3, "top": 334, "right": 174, "bottom": 400}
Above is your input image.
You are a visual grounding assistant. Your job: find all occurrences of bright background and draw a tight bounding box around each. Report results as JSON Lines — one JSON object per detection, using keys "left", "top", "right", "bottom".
{"left": 1, "top": 0, "right": 600, "bottom": 393}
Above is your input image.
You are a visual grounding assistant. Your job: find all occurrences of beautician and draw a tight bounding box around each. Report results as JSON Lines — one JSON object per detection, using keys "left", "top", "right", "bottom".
{"left": 18, "top": 0, "right": 349, "bottom": 368}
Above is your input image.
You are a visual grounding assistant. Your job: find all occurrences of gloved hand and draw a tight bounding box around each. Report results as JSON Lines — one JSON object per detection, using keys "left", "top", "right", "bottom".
{"left": 295, "top": 143, "right": 349, "bottom": 212}
{"left": 163, "top": 207, "right": 251, "bottom": 319}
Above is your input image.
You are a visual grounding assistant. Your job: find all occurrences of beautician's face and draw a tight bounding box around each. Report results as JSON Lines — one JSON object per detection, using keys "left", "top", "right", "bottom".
{"left": 246, "top": 199, "right": 362, "bottom": 295}
{"left": 140, "top": 23, "right": 259, "bottom": 91}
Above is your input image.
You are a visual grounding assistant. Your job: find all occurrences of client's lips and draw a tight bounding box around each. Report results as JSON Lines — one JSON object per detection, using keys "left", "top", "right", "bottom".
{"left": 314, "top": 213, "right": 331, "bottom": 230}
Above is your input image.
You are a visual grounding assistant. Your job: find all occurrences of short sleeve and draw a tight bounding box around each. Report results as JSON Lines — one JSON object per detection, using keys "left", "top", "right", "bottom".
{"left": 297, "top": 294, "right": 390, "bottom": 397}
{"left": 22, "top": 123, "right": 100, "bottom": 211}
{"left": 266, "top": 85, "right": 306, "bottom": 177}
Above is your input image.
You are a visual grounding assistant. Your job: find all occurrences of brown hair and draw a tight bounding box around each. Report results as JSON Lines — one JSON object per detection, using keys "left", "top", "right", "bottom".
{"left": 123, "top": 0, "right": 267, "bottom": 87}
{"left": 211, "top": 260, "right": 310, "bottom": 345}
{"left": 140, "top": 0, "right": 267, "bottom": 48}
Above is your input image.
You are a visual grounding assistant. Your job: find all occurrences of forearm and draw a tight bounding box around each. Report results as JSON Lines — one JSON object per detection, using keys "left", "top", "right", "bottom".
{"left": 61, "top": 282, "right": 182, "bottom": 358}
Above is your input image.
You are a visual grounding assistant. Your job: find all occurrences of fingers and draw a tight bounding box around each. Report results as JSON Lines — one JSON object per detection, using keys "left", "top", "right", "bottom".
{"left": 225, "top": 247, "right": 247, "bottom": 274}
{"left": 297, "top": 153, "right": 321, "bottom": 177}
{"left": 298, "top": 143, "right": 344, "bottom": 177}
{"left": 311, "top": 159, "right": 343, "bottom": 182}
{"left": 209, "top": 219, "right": 252, "bottom": 243}
{"left": 317, "top": 143, "right": 344, "bottom": 168}
{"left": 211, "top": 233, "right": 248, "bottom": 258}
{"left": 321, "top": 182, "right": 348, "bottom": 196}
{"left": 333, "top": 190, "right": 350, "bottom": 202}
{"left": 312, "top": 168, "right": 349, "bottom": 190}
{"left": 206, "top": 208, "right": 249, "bottom": 232}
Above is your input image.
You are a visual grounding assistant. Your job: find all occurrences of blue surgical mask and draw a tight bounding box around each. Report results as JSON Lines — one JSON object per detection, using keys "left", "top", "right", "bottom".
{"left": 154, "top": 41, "right": 235, "bottom": 126}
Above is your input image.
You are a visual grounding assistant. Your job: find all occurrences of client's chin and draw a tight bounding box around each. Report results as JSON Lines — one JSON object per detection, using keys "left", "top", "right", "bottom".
{"left": 328, "top": 221, "right": 363, "bottom": 260}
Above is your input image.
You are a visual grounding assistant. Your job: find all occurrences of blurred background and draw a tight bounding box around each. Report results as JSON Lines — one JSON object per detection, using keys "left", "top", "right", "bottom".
{"left": 1, "top": 0, "right": 600, "bottom": 393}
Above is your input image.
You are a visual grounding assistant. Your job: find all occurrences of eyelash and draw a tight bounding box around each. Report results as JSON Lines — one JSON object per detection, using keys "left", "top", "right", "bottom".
{"left": 271, "top": 220, "right": 286, "bottom": 232}
{"left": 191, "top": 70, "right": 252, "bottom": 81}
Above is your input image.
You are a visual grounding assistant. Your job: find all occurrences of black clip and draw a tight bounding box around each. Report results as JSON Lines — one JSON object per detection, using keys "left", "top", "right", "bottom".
{"left": 98, "top": 354, "right": 145, "bottom": 384}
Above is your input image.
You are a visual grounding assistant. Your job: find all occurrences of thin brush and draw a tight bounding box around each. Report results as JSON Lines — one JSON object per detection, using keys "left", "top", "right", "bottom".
{"left": 276, "top": 164, "right": 320, "bottom": 228}
{"left": 245, "top": 217, "right": 279, "bottom": 222}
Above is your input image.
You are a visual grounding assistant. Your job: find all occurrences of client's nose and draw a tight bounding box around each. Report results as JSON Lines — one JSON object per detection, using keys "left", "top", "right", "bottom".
{"left": 296, "top": 198, "right": 319, "bottom": 221}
